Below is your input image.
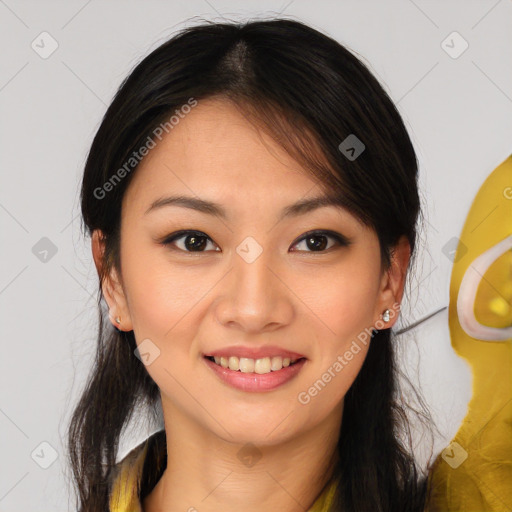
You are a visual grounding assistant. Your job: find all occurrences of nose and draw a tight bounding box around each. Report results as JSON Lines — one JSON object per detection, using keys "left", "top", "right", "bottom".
{"left": 214, "top": 247, "right": 294, "bottom": 334}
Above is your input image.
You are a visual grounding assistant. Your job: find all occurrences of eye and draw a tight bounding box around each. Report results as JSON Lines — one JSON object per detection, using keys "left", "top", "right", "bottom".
{"left": 161, "top": 230, "right": 220, "bottom": 253}
{"left": 290, "top": 230, "right": 351, "bottom": 253}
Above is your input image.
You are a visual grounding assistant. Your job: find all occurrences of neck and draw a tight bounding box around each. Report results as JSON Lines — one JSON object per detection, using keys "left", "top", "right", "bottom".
{"left": 142, "top": 397, "right": 342, "bottom": 512}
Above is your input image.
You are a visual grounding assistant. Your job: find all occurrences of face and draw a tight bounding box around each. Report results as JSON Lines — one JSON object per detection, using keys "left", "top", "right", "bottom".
{"left": 94, "top": 97, "right": 407, "bottom": 446}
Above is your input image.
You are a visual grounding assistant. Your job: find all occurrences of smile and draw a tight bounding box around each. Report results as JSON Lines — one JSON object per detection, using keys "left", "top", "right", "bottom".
{"left": 203, "top": 355, "right": 307, "bottom": 392}
{"left": 205, "top": 355, "right": 304, "bottom": 374}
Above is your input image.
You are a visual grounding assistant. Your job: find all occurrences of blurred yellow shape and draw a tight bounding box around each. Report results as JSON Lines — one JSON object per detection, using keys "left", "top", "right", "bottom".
{"left": 427, "top": 155, "right": 512, "bottom": 511}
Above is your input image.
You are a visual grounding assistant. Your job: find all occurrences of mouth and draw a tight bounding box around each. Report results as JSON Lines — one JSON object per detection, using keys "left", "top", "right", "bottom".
{"left": 203, "top": 355, "right": 306, "bottom": 374}
{"left": 203, "top": 354, "right": 308, "bottom": 392}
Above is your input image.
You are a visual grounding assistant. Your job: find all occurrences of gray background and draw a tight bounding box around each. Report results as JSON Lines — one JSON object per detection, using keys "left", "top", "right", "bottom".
{"left": 1, "top": 0, "right": 511, "bottom": 510}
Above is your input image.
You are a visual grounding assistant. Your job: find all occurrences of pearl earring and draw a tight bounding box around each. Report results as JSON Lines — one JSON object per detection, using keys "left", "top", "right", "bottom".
{"left": 382, "top": 309, "right": 390, "bottom": 322}
{"left": 115, "top": 316, "right": 121, "bottom": 324}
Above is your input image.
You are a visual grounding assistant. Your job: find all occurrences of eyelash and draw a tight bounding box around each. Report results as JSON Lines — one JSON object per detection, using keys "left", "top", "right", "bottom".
{"left": 160, "top": 229, "right": 351, "bottom": 254}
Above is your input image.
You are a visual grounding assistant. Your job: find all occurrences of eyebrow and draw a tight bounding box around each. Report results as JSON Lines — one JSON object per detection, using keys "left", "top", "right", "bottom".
{"left": 144, "top": 194, "right": 349, "bottom": 221}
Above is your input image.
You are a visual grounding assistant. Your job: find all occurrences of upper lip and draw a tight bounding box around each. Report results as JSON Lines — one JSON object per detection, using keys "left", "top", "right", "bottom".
{"left": 204, "top": 346, "right": 306, "bottom": 360}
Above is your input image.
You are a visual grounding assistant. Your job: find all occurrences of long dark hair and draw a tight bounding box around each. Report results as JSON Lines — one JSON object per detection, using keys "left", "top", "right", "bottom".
{"left": 69, "top": 18, "right": 434, "bottom": 511}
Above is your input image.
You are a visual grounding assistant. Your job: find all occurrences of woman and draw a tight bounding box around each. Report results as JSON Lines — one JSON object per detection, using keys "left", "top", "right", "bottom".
{"left": 69, "top": 18, "right": 434, "bottom": 511}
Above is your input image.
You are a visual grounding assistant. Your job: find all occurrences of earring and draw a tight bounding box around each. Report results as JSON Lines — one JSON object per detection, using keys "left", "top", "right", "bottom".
{"left": 382, "top": 309, "right": 390, "bottom": 322}
{"left": 115, "top": 316, "right": 121, "bottom": 325}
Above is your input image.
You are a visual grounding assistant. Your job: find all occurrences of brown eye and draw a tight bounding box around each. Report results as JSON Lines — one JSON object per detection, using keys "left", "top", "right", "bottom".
{"left": 162, "top": 230, "right": 220, "bottom": 252}
{"left": 183, "top": 233, "right": 208, "bottom": 251}
{"left": 290, "top": 230, "right": 351, "bottom": 253}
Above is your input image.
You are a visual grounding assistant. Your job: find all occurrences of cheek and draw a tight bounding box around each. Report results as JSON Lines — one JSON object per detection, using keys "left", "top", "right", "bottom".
{"left": 293, "top": 254, "right": 379, "bottom": 408}
{"left": 298, "top": 328, "right": 371, "bottom": 427}
{"left": 122, "top": 256, "right": 213, "bottom": 389}
{"left": 295, "top": 260, "right": 380, "bottom": 342}
{"left": 122, "top": 242, "right": 214, "bottom": 337}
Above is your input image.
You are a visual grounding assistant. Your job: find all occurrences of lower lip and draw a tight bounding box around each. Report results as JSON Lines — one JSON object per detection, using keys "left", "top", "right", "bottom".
{"left": 204, "top": 357, "right": 307, "bottom": 392}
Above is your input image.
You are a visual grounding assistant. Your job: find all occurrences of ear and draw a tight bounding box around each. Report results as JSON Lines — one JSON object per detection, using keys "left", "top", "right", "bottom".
{"left": 375, "top": 235, "right": 411, "bottom": 328}
{"left": 91, "top": 230, "right": 133, "bottom": 331}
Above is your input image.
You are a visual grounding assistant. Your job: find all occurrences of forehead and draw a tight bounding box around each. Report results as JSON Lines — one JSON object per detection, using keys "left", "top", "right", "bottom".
{"left": 122, "top": 98, "right": 323, "bottom": 212}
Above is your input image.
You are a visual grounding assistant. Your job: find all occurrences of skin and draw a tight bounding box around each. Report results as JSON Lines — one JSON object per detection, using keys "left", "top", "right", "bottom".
{"left": 92, "top": 97, "right": 410, "bottom": 512}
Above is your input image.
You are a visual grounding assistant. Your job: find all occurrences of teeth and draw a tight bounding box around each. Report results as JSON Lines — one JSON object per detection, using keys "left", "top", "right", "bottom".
{"left": 209, "top": 355, "right": 298, "bottom": 373}
{"left": 240, "top": 357, "right": 255, "bottom": 373}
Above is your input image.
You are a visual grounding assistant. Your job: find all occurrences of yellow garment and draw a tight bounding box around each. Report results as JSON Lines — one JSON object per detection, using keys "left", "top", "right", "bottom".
{"left": 109, "top": 434, "right": 337, "bottom": 511}
{"left": 426, "top": 155, "right": 512, "bottom": 511}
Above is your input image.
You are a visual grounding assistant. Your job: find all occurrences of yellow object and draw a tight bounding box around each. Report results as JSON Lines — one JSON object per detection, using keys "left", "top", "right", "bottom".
{"left": 109, "top": 432, "right": 337, "bottom": 511}
{"left": 426, "top": 155, "right": 512, "bottom": 511}
{"left": 109, "top": 441, "right": 146, "bottom": 512}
